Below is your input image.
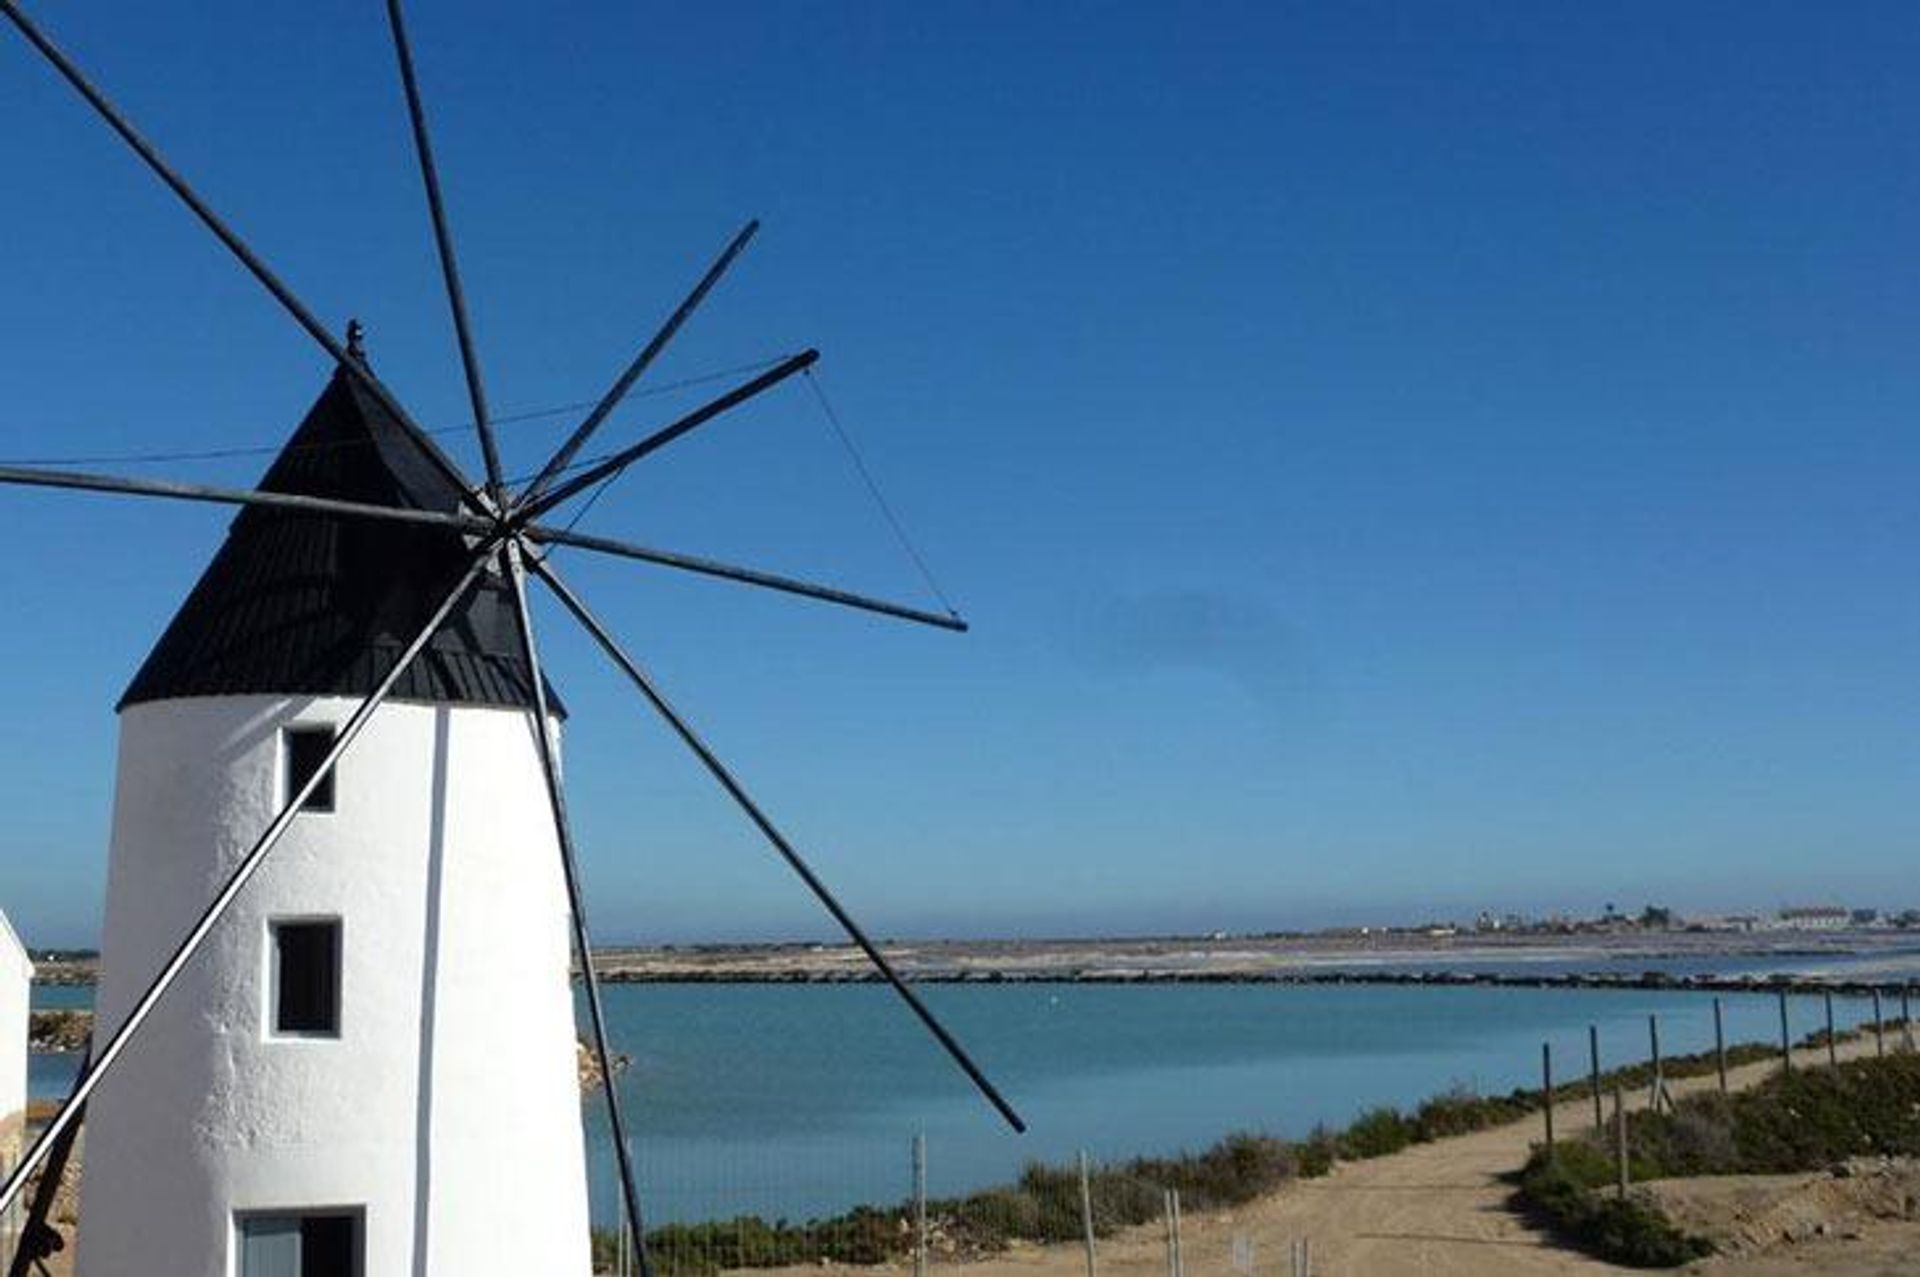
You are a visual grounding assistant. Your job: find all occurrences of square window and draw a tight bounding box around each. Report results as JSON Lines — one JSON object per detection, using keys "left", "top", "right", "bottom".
{"left": 270, "top": 920, "right": 340, "bottom": 1037}
{"left": 238, "top": 1210, "right": 362, "bottom": 1277}
{"left": 283, "top": 727, "right": 336, "bottom": 813}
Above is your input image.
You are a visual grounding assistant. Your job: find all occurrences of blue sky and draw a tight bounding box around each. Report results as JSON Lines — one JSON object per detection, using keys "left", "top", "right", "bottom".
{"left": 2, "top": 2, "right": 1918, "bottom": 946}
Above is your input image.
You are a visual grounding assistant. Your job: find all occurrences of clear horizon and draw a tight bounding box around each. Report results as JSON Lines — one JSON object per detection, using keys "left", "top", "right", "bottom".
{"left": 4, "top": 3, "right": 1919, "bottom": 950}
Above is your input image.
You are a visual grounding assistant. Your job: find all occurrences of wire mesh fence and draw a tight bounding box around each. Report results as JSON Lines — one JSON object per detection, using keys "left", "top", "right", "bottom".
{"left": 592, "top": 1131, "right": 1328, "bottom": 1277}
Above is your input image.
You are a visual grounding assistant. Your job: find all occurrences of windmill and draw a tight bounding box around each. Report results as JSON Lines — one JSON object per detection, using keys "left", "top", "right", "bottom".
{"left": 0, "top": 2, "right": 1023, "bottom": 1272}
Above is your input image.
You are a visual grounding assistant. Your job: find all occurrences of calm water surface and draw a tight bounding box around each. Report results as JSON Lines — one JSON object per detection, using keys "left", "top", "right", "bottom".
{"left": 582, "top": 979, "right": 1888, "bottom": 1225}
{"left": 32, "top": 964, "right": 1901, "bottom": 1225}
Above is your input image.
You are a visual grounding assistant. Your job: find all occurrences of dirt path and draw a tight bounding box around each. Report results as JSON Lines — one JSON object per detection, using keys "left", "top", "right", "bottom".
{"left": 897, "top": 1035, "right": 1892, "bottom": 1277}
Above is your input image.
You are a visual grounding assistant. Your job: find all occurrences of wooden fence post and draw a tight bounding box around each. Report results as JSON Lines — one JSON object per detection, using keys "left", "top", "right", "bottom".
{"left": 914, "top": 1133, "right": 928, "bottom": 1277}
{"left": 1163, "top": 1190, "right": 1177, "bottom": 1277}
{"left": 1873, "top": 989, "right": 1885, "bottom": 1058}
{"left": 1825, "top": 990, "right": 1838, "bottom": 1071}
{"left": 1078, "top": 1151, "right": 1096, "bottom": 1277}
{"left": 1588, "top": 1024, "right": 1603, "bottom": 1130}
{"left": 1613, "top": 1085, "right": 1629, "bottom": 1200}
{"left": 1648, "top": 1015, "right": 1663, "bottom": 1113}
{"left": 1779, "top": 989, "right": 1792, "bottom": 1075}
{"left": 1713, "top": 996, "right": 1728, "bottom": 1094}
{"left": 1159, "top": 1190, "right": 1175, "bottom": 1277}
{"left": 1541, "top": 1041, "right": 1555, "bottom": 1150}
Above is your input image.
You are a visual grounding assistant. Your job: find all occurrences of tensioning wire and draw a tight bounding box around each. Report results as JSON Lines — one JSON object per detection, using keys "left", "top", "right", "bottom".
{"left": 802, "top": 368, "right": 961, "bottom": 620}
{"left": 0, "top": 355, "right": 791, "bottom": 470}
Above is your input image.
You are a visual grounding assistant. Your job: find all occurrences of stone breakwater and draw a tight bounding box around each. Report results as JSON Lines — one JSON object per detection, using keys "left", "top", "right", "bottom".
{"left": 589, "top": 967, "right": 1920, "bottom": 997}
{"left": 34, "top": 928, "right": 1920, "bottom": 989}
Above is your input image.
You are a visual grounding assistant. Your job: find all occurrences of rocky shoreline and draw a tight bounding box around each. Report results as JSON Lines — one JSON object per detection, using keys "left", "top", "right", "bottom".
{"left": 28, "top": 929, "right": 1920, "bottom": 1004}
{"left": 584, "top": 967, "right": 1920, "bottom": 996}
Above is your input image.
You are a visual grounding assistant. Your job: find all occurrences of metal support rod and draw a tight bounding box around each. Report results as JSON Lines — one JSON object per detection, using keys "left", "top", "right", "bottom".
{"left": 519, "top": 220, "right": 761, "bottom": 508}
{"left": 500, "top": 542, "right": 653, "bottom": 1276}
{"left": 1714, "top": 997, "right": 1728, "bottom": 1094}
{"left": 1875, "top": 989, "right": 1886, "bottom": 1058}
{"left": 1541, "top": 1041, "right": 1554, "bottom": 1150}
{"left": 1077, "top": 1150, "right": 1096, "bottom": 1277}
{"left": 520, "top": 349, "right": 819, "bottom": 520}
{"left": 384, "top": 0, "right": 503, "bottom": 500}
{"left": 1825, "top": 990, "right": 1838, "bottom": 1070}
{"left": 525, "top": 524, "right": 966, "bottom": 632}
{"left": 1779, "top": 990, "right": 1792, "bottom": 1075}
{"left": 1613, "top": 1086, "right": 1628, "bottom": 1200}
{"left": 0, "top": 464, "right": 492, "bottom": 534}
{"left": 1647, "top": 1015, "right": 1663, "bottom": 1113}
{"left": 1588, "top": 1025, "right": 1603, "bottom": 1130}
{"left": 0, "top": 0, "right": 490, "bottom": 518}
{"left": 0, "top": 548, "right": 494, "bottom": 1217}
{"left": 914, "top": 1134, "right": 928, "bottom": 1277}
{"left": 534, "top": 560, "right": 1024, "bottom": 1132}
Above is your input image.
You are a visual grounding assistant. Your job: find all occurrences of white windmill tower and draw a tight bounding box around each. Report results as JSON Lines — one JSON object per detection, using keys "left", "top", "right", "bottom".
{"left": 0, "top": 3, "right": 1023, "bottom": 1276}
{"left": 78, "top": 364, "right": 592, "bottom": 1273}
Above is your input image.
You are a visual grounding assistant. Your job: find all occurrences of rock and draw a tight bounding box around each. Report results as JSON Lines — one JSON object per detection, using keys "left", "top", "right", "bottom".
{"left": 28, "top": 1009, "right": 91, "bottom": 1053}
{"left": 577, "top": 1038, "right": 631, "bottom": 1093}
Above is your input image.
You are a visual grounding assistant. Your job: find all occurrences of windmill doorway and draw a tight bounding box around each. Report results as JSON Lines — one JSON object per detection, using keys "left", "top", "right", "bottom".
{"left": 236, "top": 1210, "right": 362, "bottom": 1277}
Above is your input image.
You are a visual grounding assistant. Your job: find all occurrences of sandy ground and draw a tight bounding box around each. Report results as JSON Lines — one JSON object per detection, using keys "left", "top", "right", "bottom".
{"left": 1649, "top": 1161, "right": 1920, "bottom": 1277}
{"left": 732, "top": 1036, "right": 1906, "bottom": 1277}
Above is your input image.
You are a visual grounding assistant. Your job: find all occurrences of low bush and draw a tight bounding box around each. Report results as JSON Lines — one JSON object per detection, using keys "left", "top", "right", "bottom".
{"left": 1339, "top": 1105, "right": 1415, "bottom": 1159}
{"left": 1516, "top": 1146, "right": 1712, "bottom": 1269}
{"left": 1630, "top": 1053, "right": 1920, "bottom": 1177}
{"left": 1413, "top": 1085, "right": 1533, "bottom": 1140}
{"left": 1297, "top": 1125, "right": 1338, "bottom": 1178}
{"left": 1518, "top": 1051, "right": 1920, "bottom": 1270}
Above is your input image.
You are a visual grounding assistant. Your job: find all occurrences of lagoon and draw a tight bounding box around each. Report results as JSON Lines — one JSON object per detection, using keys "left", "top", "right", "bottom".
{"left": 31, "top": 957, "right": 1909, "bottom": 1227}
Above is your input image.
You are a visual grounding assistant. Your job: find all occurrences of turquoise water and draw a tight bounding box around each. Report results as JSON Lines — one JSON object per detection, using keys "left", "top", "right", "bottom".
{"left": 30, "top": 974, "right": 1900, "bottom": 1226}
{"left": 582, "top": 980, "right": 1890, "bottom": 1225}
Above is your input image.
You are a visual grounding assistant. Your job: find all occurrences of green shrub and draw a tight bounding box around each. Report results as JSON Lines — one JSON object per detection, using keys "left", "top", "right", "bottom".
{"left": 1297, "top": 1125, "right": 1337, "bottom": 1178}
{"left": 1516, "top": 1146, "right": 1712, "bottom": 1268}
{"left": 1517, "top": 1053, "right": 1920, "bottom": 1271}
{"left": 1623, "top": 1054, "right": 1920, "bottom": 1179}
{"left": 1413, "top": 1085, "right": 1533, "bottom": 1140}
{"left": 1340, "top": 1106, "right": 1415, "bottom": 1159}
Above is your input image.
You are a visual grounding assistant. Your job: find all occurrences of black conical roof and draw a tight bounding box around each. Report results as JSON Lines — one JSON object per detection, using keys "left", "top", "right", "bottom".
{"left": 120, "top": 367, "right": 562, "bottom": 715}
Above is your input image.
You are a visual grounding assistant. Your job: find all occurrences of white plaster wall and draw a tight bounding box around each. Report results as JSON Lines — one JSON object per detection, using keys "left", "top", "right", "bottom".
{"left": 0, "top": 910, "right": 32, "bottom": 1172}
{"left": 77, "top": 695, "right": 590, "bottom": 1276}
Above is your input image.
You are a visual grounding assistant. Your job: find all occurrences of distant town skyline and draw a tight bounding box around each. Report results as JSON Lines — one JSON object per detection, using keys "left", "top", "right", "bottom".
{"left": 4, "top": 3, "right": 1920, "bottom": 949}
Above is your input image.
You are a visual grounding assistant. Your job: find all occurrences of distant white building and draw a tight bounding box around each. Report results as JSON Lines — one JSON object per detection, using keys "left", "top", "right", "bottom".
{"left": 1774, "top": 906, "right": 1852, "bottom": 932}
{"left": 0, "top": 910, "right": 33, "bottom": 1257}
